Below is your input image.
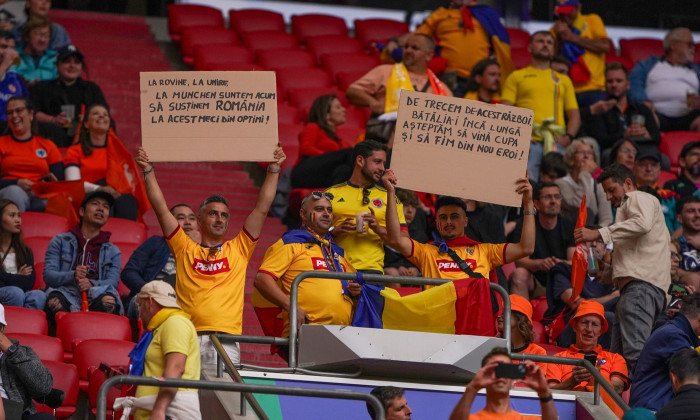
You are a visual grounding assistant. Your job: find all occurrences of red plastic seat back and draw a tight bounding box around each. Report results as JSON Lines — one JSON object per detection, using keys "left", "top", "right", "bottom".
{"left": 194, "top": 44, "right": 254, "bottom": 71}
{"left": 56, "top": 312, "right": 131, "bottom": 354}
{"left": 21, "top": 212, "right": 69, "bottom": 239}
{"left": 180, "top": 26, "right": 237, "bottom": 66}
{"left": 257, "top": 49, "right": 315, "bottom": 71}
{"left": 4, "top": 306, "right": 48, "bottom": 335}
{"left": 73, "top": 339, "right": 134, "bottom": 383}
{"left": 277, "top": 123, "right": 304, "bottom": 148}
{"left": 167, "top": 4, "right": 224, "bottom": 43}
{"left": 530, "top": 296, "right": 548, "bottom": 323}
{"left": 291, "top": 14, "right": 348, "bottom": 43}
{"left": 307, "top": 35, "right": 363, "bottom": 65}
{"left": 25, "top": 236, "right": 52, "bottom": 264}
{"left": 619, "top": 38, "right": 664, "bottom": 66}
{"left": 114, "top": 241, "right": 140, "bottom": 270}
{"left": 277, "top": 103, "right": 302, "bottom": 124}
{"left": 540, "top": 343, "right": 567, "bottom": 356}
{"left": 36, "top": 360, "right": 79, "bottom": 419}
{"left": 102, "top": 219, "right": 147, "bottom": 245}
{"left": 242, "top": 31, "right": 298, "bottom": 53}
{"left": 354, "top": 18, "right": 409, "bottom": 47}
{"left": 277, "top": 68, "right": 333, "bottom": 100}
{"left": 532, "top": 321, "right": 546, "bottom": 344}
{"left": 660, "top": 131, "right": 700, "bottom": 172}
{"left": 511, "top": 47, "right": 531, "bottom": 70}
{"left": 228, "top": 9, "right": 285, "bottom": 36}
{"left": 321, "top": 53, "right": 380, "bottom": 84}
{"left": 7, "top": 333, "right": 62, "bottom": 361}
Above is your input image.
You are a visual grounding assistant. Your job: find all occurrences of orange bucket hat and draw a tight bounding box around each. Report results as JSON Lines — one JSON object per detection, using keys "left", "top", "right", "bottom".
{"left": 509, "top": 294, "right": 533, "bottom": 323}
{"left": 570, "top": 300, "right": 608, "bottom": 333}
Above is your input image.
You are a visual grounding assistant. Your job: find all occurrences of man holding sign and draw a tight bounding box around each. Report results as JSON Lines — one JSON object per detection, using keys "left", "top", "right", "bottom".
{"left": 382, "top": 168, "right": 535, "bottom": 282}
{"left": 135, "top": 146, "right": 285, "bottom": 366}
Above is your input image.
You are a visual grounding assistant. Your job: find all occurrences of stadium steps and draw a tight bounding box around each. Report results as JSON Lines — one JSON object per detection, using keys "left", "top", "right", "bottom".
{"left": 51, "top": 9, "right": 287, "bottom": 367}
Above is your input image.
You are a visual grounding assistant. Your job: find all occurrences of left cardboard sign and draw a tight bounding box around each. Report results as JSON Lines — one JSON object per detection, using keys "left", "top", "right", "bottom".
{"left": 140, "top": 71, "right": 278, "bottom": 162}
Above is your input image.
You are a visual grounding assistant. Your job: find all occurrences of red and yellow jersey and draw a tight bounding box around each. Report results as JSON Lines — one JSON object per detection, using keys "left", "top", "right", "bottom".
{"left": 0, "top": 135, "right": 62, "bottom": 180}
{"left": 408, "top": 239, "right": 507, "bottom": 281}
{"left": 258, "top": 237, "right": 355, "bottom": 336}
{"left": 166, "top": 226, "right": 257, "bottom": 335}
{"left": 63, "top": 144, "right": 107, "bottom": 183}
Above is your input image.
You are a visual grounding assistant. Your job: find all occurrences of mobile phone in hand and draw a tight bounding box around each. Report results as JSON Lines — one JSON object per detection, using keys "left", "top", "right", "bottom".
{"left": 495, "top": 362, "right": 527, "bottom": 379}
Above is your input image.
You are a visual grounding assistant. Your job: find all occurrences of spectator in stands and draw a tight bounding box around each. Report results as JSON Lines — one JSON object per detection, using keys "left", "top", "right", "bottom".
{"left": 544, "top": 234, "right": 617, "bottom": 348}
{"left": 498, "top": 294, "right": 548, "bottom": 374}
{"left": 547, "top": 301, "right": 628, "bottom": 416}
{"left": 462, "top": 57, "right": 500, "bottom": 103}
{"left": 550, "top": 54, "right": 571, "bottom": 76}
{"left": 655, "top": 348, "right": 700, "bottom": 420}
{"left": 607, "top": 138, "right": 638, "bottom": 170}
{"left": 664, "top": 141, "right": 700, "bottom": 198}
{"left": 290, "top": 94, "right": 353, "bottom": 189}
{"left": 44, "top": 190, "right": 122, "bottom": 323}
{"left": 367, "top": 386, "right": 412, "bottom": 420}
{"left": 415, "top": 0, "right": 513, "bottom": 97}
{"left": 33, "top": 45, "right": 107, "bottom": 147}
{"left": 0, "top": 30, "right": 26, "bottom": 125}
{"left": 129, "top": 281, "right": 201, "bottom": 420}
{"left": 676, "top": 195, "right": 700, "bottom": 290}
{"left": 12, "top": 0, "right": 70, "bottom": 51}
{"left": 0, "top": 303, "right": 55, "bottom": 420}
{"left": 555, "top": 138, "right": 613, "bottom": 227}
{"left": 12, "top": 15, "right": 57, "bottom": 84}
{"left": 508, "top": 182, "right": 575, "bottom": 299}
{"left": 449, "top": 347, "right": 556, "bottom": 420}
{"left": 255, "top": 191, "right": 360, "bottom": 339}
{"left": 574, "top": 163, "right": 671, "bottom": 370}
{"left": 346, "top": 33, "right": 451, "bottom": 146}
{"left": 383, "top": 169, "right": 535, "bottom": 284}
{"left": 501, "top": 31, "right": 580, "bottom": 182}
{"left": 0, "top": 96, "right": 63, "bottom": 212}
{"left": 629, "top": 28, "right": 700, "bottom": 132}
{"left": 63, "top": 104, "right": 139, "bottom": 220}
{"left": 579, "top": 62, "right": 660, "bottom": 152}
{"left": 540, "top": 151, "right": 567, "bottom": 183}
{"left": 633, "top": 148, "right": 680, "bottom": 233}
{"left": 383, "top": 188, "right": 428, "bottom": 281}
{"left": 136, "top": 146, "right": 285, "bottom": 366}
{"left": 122, "top": 203, "right": 200, "bottom": 319}
{"left": 550, "top": 0, "right": 610, "bottom": 107}
{"left": 325, "top": 141, "right": 406, "bottom": 276}
{"left": 629, "top": 293, "right": 700, "bottom": 411}
{"left": 0, "top": 199, "right": 45, "bottom": 309}
{"left": 0, "top": 0, "right": 25, "bottom": 32}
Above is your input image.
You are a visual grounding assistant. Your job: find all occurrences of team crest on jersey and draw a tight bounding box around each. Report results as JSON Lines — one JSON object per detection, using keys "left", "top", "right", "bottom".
{"left": 436, "top": 259, "right": 476, "bottom": 272}
{"left": 193, "top": 258, "right": 230, "bottom": 274}
{"left": 35, "top": 148, "right": 47, "bottom": 158}
{"left": 371, "top": 198, "right": 384, "bottom": 208}
{"left": 465, "top": 247, "right": 475, "bottom": 256}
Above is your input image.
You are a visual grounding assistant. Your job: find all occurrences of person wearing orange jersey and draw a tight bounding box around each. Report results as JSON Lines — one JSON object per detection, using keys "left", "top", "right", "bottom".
{"left": 498, "top": 294, "right": 548, "bottom": 375}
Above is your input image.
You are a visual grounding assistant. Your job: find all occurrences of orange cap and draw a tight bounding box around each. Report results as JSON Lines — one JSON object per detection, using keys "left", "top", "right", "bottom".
{"left": 569, "top": 300, "right": 608, "bottom": 333}
{"left": 509, "top": 294, "right": 533, "bottom": 323}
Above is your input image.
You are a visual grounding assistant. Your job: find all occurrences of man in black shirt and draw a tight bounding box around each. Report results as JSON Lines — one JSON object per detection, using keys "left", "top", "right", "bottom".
{"left": 665, "top": 141, "right": 700, "bottom": 199}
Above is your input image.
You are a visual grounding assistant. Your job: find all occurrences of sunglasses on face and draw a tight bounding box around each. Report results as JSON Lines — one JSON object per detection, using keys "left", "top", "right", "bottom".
{"left": 311, "top": 191, "right": 334, "bottom": 201}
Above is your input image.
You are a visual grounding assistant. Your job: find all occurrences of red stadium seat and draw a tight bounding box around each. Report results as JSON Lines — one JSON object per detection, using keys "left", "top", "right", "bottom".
{"left": 530, "top": 296, "right": 547, "bottom": 323}
{"left": 21, "top": 212, "right": 69, "bottom": 239}
{"left": 695, "top": 44, "right": 700, "bottom": 64}
{"left": 658, "top": 170, "right": 677, "bottom": 186}
{"left": 501, "top": 262, "right": 516, "bottom": 279}
{"left": 35, "top": 361, "right": 79, "bottom": 419}
{"left": 511, "top": 47, "right": 531, "bottom": 70}
{"left": 278, "top": 123, "right": 304, "bottom": 147}
{"left": 605, "top": 54, "right": 635, "bottom": 72}
{"left": 343, "top": 106, "right": 370, "bottom": 129}
{"left": 194, "top": 44, "right": 254, "bottom": 71}
{"left": 321, "top": 53, "right": 380, "bottom": 84}
{"left": 102, "top": 218, "right": 147, "bottom": 245}
{"left": 660, "top": 131, "right": 700, "bottom": 172}
{"left": 307, "top": 35, "right": 363, "bottom": 65}
{"left": 206, "top": 62, "right": 261, "bottom": 72}
{"left": 33, "top": 261, "right": 45, "bottom": 290}
{"left": 4, "top": 306, "right": 48, "bottom": 335}
{"left": 532, "top": 321, "right": 546, "bottom": 345}
{"left": 277, "top": 67, "right": 333, "bottom": 100}
{"left": 167, "top": 4, "right": 224, "bottom": 43}
{"left": 337, "top": 70, "right": 368, "bottom": 91}
{"left": 7, "top": 333, "right": 62, "bottom": 361}
{"left": 336, "top": 126, "right": 364, "bottom": 144}
{"left": 257, "top": 49, "right": 315, "bottom": 71}
{"left": 354, "top": 18, "right": 409, "bottom": 47}
{"left": 114, "top": 241, "right": 140, "bottom": 270}
{"left": 87, "top": 366, "right": 132, "bottom": 419}
{"left": 242, "top": 31, "right": 299, "bottom": 53}
{"left": 289, "top": 87, "right": 349, "bottom": 111}
{"left": 288, "top": 188, "right": 315, "bottom": 215}
{"left": 180, "top": 26, "right": 237, "bottom": 67}
{"left": 506, "top": 27, "right": 530, "bottom": 49}
{"left": 541, "top": 343, "right": 566, "bottom": 356}
{"left": 56, "top": 312, "right": 131, "bottom": 362}
{"left": 280, "top": 144, "right": 299, "bottom": 171}
{"left": 619, "top": 38, "right": 664, "bottom": 66}
{"left": 228, "top": 9, "right": 285, "bottom": 37}
{"left": 73, "top": 339, "right": 133, "bottom": 392}
{"left": 291, "top": 14, "right": 348, "bottom": 43}
{"left": 278, "top": 103, "right": 302, "bottom": 124}
{"left": 26, "top": 236, "right": 51, "bottom": 264}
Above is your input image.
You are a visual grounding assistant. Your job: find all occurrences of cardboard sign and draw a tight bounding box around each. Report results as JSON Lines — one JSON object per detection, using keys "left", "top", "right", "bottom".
{"left": 392, "top": 91, "right": 533, "bottom": 207}
{"left": 140, "top": 71, "right": 278, "bottom": 162}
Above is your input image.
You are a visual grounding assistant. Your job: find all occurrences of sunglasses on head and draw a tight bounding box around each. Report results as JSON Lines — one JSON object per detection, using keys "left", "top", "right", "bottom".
{"left": 311, "top": 191, "right": 334, "bottom": 201}
{"left": 207, "top": 247, "right": 220, "bottom": 262}
{"left": 362, "top": 187, "right": 371, "bottom": 205}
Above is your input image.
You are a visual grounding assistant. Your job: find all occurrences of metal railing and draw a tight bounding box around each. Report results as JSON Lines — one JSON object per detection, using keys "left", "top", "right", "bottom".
{"left": 95, "top": 376, "right": 386, "bottom": 420}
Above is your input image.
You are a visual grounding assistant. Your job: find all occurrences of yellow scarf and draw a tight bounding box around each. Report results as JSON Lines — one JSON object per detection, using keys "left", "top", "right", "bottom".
{"left": 384, "top": 63, "right": 448, "bottom": 113}
{"left": 147, "top": 307, "right": 191, "bottom": 331}
{"left": 532, "top": 118, "right": 566, "bottom": 154}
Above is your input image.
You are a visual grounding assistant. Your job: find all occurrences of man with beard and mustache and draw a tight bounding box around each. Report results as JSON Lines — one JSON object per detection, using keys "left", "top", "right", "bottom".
{"left": 675, "top": 195, "right": 700, "bottom": 290}
{"left": 664, "top": 141, "right": 700, "bottom": 198}
{"left": 449, "top": 347, "right": 556, "bottom": 420}
{"left": 254, "top": 192, "right": 361, "bottom": 338}
{"left": 630, "top": 27, "right": 700, "bottom": 132}
{"left": 579, "top": 62, "right": 660, "bottom": 151}
{"left": 325, "top": 140, "right": 407, "bottom": 276}
{"left": 462, "top": 57, "right": 501, "bottom": 104}
{"left": 502, "top": 31, "right": 580, "bottom": 183}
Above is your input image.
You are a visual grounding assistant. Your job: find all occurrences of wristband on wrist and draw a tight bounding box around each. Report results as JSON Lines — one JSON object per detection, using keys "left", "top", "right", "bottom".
{"left": 268, "top": 166, "right": 281, "bottom": 174}
{"left": 142, "top": 167, "right": 154, "bottom": 178}
{"left": 539, "top": 393, "right": 553, "bottom": 403}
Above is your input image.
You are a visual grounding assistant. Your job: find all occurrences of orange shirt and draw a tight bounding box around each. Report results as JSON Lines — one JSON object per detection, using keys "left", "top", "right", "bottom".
{"left": 0, "top": 135, "right": 62, "bottom": 180}
{"left": 470, "top": 411, "right": 539, "bottom": 420}
{"left": 64, "top": 144, "right": 107, "bottom": 183}
{"left": 513, "top": 342, "right": 548, "bottom": 376}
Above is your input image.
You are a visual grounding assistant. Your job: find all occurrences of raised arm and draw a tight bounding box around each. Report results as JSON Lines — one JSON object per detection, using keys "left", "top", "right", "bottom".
{"left": 243, "top": 147, "right": 285, "bottom": 239}
{"left": 505, "top": 176, "right": 536, "bottom": 263}
{"left": 382, "top": 169, "right": 413, "bottom": 257}
{"left": 135, "top": 147, "right": 178, "bottom": 237}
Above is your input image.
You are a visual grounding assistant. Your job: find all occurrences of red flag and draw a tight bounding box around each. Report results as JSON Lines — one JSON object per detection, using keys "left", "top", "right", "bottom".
{"left": 104, "top": 129, "right": 151, "bottom": 222}
{"left": 569, "top": 195, "right": 588, "bottom": 302}
{"left": 31, "top": 180, "right": 85, "bottom": 226}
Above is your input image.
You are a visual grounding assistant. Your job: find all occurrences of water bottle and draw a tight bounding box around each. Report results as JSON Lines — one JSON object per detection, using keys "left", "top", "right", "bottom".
{"left": 587, "top": 245, "right": 599, "bottom": 276}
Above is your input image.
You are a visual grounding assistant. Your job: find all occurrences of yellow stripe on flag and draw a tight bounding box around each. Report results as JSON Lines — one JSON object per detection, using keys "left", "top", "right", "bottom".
{"left": 381, "top": 282, "right": 457, "bottom": 334}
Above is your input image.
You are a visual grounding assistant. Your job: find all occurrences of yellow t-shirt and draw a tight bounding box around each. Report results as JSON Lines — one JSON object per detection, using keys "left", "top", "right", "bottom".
{"left": 166, "top": 226, "right": 257, "bottom": 335}
{"left": 551, "top": 13, "right": 608, "bottom": 93}
{"left": 258, "top": 236, "right": 356, "bottom": 336}
{"left": 416, "top": 7, "right": 492, "bottom": 79}
{"left": 408, "top": 239, "right": 506, "bottom": 281}
{"left": 501, "top": 66, "right": 578, "bottom": 140}
{"left": 324, "top": 182, "right": 406, "bottom": 272}
{"left": 134, "top": 314, "right": 201, "bottom": 420}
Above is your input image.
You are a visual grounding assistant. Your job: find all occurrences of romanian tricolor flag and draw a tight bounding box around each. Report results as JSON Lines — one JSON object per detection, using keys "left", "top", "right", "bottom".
{"left": 468, "top": 4, "right": 514, "bottom": 80}
{"left": 352, "top": 277, "right": 496, "bottom": 337}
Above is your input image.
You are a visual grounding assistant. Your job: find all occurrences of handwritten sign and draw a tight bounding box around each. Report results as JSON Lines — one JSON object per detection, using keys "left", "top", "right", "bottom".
{"left": 140, "top": 71, "right": 278, "bottom": 162}
{"left": 392, "top": 91, "right": 533, "bottom": 207}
